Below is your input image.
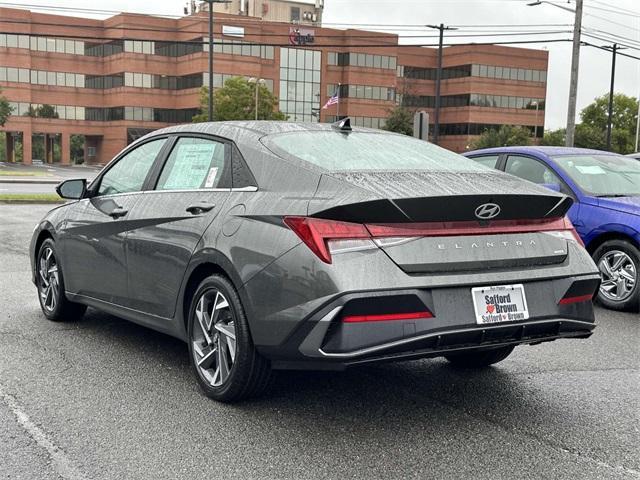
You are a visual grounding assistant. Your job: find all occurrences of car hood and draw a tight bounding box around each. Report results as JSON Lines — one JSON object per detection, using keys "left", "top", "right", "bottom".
{"left": 596, "top": 196, "right": 640, "bottom": 216}
{"left": 308, "top": 170, "right": 571, "bottom": 223}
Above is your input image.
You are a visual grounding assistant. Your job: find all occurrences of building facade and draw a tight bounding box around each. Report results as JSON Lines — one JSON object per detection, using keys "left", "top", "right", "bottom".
{"left": 210, "top": 0, "right": 324, "bottom": 25}
{"left": 0, "top": 6, "right": 547, "bottom": 165}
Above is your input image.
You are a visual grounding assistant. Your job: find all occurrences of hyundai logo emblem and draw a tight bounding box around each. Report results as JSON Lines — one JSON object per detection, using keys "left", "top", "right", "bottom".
{"left": 475, "top": 203, "right": 501, "bottom": 220}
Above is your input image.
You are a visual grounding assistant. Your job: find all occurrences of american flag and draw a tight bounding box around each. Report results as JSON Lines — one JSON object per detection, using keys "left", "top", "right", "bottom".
{"left": 322, "top": 90, "right": 339, "bottom": 109}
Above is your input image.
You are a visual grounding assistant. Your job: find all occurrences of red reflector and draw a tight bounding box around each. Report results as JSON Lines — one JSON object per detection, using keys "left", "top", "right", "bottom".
{"left": 343, "top": 311, "right": 434, "bottom": 323}
{"left": 558, "top": 293, "right": 594, "bottom": 305}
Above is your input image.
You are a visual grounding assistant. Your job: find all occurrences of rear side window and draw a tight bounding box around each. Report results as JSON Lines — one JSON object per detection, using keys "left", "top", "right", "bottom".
{"left": 265, "top": 131, "right": 486, "bottom": 172}
{"left": 156, "top": 137, "right": 229, "bottom": 190}
{"left": 469, "top": 154, "right": 499, "bottom": 169}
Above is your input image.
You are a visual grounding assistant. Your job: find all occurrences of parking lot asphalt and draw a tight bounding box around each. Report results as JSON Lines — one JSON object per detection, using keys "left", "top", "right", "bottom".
{"left": 1, "top": 204, "right": 639, "bottom": 480}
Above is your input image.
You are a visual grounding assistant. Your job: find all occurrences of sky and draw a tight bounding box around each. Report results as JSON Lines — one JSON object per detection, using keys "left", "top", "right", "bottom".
{"left": 6, "top": 0, "right": 639, "bottom": 130}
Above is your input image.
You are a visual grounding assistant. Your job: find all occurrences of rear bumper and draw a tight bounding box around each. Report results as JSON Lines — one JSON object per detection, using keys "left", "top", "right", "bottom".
{"left": 260, "top": 274, "right": 599, "bottom": 371}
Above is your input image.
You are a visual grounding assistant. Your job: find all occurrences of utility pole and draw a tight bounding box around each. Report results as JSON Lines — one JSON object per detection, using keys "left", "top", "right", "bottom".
{"left": 428, "top": 23, "right": 456, "bottom": 145}
{"left": 527, "top": 0, "right": 582, "bottom": 145}
{"left": 606, "top": 43, "right": 619, "bottom": 151}
{"left": 565, "top": 0, "right": 583, "bottom": 147}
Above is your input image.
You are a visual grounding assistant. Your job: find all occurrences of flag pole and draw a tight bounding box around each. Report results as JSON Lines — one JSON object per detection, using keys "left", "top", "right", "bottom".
{"left": 337, "top": 82, "right": 341, "bottom": 119}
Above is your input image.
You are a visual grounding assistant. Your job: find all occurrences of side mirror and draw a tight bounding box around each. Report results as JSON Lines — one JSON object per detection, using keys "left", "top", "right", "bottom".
{"left": 56, "top": 179, "right": 87, "bottom": 200}
{"left": 541, "top": 183, "right": 561, "bottom": 193}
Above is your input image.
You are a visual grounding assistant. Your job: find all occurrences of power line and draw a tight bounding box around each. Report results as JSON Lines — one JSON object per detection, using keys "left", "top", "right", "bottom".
{"left": 584, "top": 4, "right": 640, "bottom": 18}
{"left": 586, "top": 0, "right": 640, "bottom": 17}
{"left": 0, "top": 18, "right": 573, "bottom": 39}
{"left": 0, "top": 27, "right": 576, "bottom": 48}
{"left": 582, "top": 32, "right": 640, "bottom": 54}
{"left": 583, "top": 27, "right": 640, "bottom": 49}
{"left": 583, "top": 41, "right": 640, "bottom": 61}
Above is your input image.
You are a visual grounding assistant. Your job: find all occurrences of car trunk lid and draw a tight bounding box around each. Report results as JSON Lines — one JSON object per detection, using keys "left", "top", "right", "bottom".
{"left": 308, "top": 170, "right": 574, "bottom": 272}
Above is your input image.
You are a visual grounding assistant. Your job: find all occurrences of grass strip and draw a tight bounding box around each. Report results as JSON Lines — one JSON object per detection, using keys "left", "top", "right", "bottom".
{"left": 0, "top": 193, "right": 63, "bottom": 203}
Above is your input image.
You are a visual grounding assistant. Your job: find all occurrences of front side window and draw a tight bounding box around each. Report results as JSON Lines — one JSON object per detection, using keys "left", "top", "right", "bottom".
{"left": 505, "top": 155, "right": 560, "bottom": 185}
{"left": 97, "top": 138, "right": 165, "bottom": 196}
{"left": 265, "top": 131, "right": 486, "bottom": 172}
{"left": 156, "top": 137, "right": 228, "bottom": 190}
{"left": 553, "top": 154, "right": 640, "bottom": 197}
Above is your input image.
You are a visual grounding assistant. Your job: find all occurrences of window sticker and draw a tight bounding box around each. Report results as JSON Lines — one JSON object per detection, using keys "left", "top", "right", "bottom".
{"left": 162, "top": 143, "right": 217, "bottom": 189}
{"left": 575, "top": 165, "right": 606, "bottom": 175}
{"left": 204, "top": 167, "right": 219, "bottom": 188}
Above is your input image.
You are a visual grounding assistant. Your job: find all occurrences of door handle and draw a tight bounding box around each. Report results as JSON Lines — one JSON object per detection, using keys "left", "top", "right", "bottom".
{"left": 109, "top": 207, "right": 128, "bottom": 219}
{"left": 186, "top": 203, "right": 216, "bottom": 215}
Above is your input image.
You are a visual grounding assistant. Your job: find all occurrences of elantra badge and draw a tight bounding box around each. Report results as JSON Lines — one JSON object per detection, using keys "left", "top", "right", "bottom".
{"left": 475, "top": 203, "right": 501, "bottom": 220}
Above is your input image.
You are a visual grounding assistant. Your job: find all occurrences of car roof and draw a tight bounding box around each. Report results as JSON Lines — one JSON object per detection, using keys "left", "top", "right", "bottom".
{"left": 464, "top": 146, "right": 617, "bottom": 157}
{"left": 146, "top": 121, "right": 381, "bottom": 144}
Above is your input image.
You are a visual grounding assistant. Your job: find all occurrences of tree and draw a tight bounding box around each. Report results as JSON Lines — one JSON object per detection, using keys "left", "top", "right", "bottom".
{"left": 26, "top": 104, "right": 59, "bottom": 119}
{"left": 382, "top": 105, "right": 413, "bottom": 136}
{"left": 193, "top": 76, "right": 286, "bottom": 122}
{"left": 471, "top": 125, "right": 532, "bottom": 149}
{"left": 578, "top": 93, "right": 638, "bottom": 154}
{"left": 0, "top": 88, "right": 11, "bottom": 127}
{"left": 540, "top": 128, "right": 566, "bottom": 146}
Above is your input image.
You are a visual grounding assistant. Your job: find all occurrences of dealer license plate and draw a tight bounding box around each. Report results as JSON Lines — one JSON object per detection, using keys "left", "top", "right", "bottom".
{"left": 471, "top": 284, "right": 529, "bottom": 324}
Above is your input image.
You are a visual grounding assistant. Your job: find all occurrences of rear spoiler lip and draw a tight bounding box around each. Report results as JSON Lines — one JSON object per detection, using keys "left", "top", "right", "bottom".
{"left": 310, "top": 194, "right": 573, "bottom": 224}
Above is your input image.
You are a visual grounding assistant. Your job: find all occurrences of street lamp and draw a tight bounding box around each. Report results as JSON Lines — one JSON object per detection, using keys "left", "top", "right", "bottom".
{"left": 202, "top": 0, "right": 231, "bottom": 122}
{"left": 249, "top": 78, "right": 266, "bottom": 120}
{"left": 531, "top": 100, "right": 540, "bottom": 140}
{"left": 528, "top": 0, "right": 583, "bottom": 147}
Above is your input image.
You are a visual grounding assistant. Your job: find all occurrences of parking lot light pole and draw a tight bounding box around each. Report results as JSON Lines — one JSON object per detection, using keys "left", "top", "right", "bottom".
{"left": 203, "top": 0, "right": 231, "bottom": 121}
{"left": 249, "top": 78, "right": 266, "bottom": 120}
{"left": 531, "top": 100, "right": 540, "bottom": 140}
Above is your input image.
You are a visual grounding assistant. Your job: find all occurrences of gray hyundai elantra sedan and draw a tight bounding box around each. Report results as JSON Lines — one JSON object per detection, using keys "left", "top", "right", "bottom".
{"left": 30, "top": 120, "right": 601, "bottom": 402}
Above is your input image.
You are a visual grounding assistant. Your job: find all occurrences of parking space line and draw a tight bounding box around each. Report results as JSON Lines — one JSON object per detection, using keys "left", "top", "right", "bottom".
{"left": 0, "top": 385, "right": 86, "bottom": 480}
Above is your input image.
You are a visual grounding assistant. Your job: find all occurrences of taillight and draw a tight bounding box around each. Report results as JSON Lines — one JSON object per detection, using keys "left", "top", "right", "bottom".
{"left": 283, "top": 217, "right": 373, "bottom": 264}
{"left": 284, "top": 215, "right": 583, "bottom": 264}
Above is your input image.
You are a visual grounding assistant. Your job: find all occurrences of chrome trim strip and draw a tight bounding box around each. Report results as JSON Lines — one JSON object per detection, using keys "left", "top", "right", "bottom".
{"left": 316, "top": 318, "right": 595, "bottom": 359}
{"left": 298, "top": 306, "right": 342, "bottom": 357}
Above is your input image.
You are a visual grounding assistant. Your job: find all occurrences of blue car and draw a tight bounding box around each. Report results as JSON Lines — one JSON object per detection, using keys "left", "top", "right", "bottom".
{"left": 465, "top": 146, "right": 640, "bottom": 311}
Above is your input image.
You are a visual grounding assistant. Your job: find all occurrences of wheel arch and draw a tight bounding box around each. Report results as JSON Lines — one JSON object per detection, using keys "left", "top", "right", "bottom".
{"left": 178, "top": 249, "right": 247, "bottom": 341}
{"left": 32, "top": 228, "right": 55, "bottom": 283}
{"left": 585, "top": 229, "right": 640, "bottom": 256}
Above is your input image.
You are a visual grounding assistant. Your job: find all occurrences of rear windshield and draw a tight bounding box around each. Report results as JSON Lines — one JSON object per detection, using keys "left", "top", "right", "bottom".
{"left": 266, "top": 131, "right": 487, "bottom": 172}
{"left": 552, "top": 154, "right": 640, "bottom": 197}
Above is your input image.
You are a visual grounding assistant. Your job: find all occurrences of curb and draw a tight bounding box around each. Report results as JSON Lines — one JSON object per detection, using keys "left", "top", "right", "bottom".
{"left": 0, "top": 179, "right": 61, "bottom": 184}
{"left": 0, "top": 200, "right": 64, "bottom": 204}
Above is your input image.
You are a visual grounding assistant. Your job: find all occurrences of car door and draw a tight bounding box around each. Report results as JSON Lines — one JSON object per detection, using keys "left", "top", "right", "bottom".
{"left": 124, "top": 135, "right": 233, "bottom": 318}
{"left": 60, "top": 137, "right": 168, "bottom": 305}
{"left": 503, "top": 154, "right": 581, "bottom": 228}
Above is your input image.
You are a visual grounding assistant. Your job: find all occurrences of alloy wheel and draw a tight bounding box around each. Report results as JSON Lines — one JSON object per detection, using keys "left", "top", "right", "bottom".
{"left": 38, "top": 246, "right": 60, "bottom": 312}
{"left": 598, "top": 250, "right": 637, "bottom": 302}
{"left": 191, "top": 289, "right": 237, "bottom": 387}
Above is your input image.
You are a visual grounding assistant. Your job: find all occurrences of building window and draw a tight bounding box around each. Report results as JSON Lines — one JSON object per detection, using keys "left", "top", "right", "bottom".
{"left": 291, "top": 7, "right": 300, "bottom": 21}
{"left": 327, "top": 52, "right": 397, "bottom": 70}
{"left": 280, "top": 47, "right": 321, "bottom": 122}
{"left": 326, "top": 83, "right": 395, "bottom": 102}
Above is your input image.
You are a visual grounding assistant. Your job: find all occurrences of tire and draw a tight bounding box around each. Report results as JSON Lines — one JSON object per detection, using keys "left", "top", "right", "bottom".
{"left": 36, "top": 238, "right": 87, "bottom": 322}
{"left": 444, "top": 345, "right": 515, "bottom": 368}
{"left": 187, "top": 274, "right": 272, "bottom": 402}
{"left": 593, "top": 239, "right": 640, "bottom": 312}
